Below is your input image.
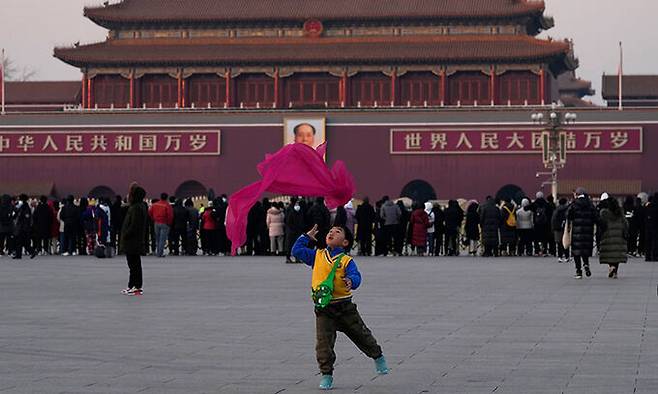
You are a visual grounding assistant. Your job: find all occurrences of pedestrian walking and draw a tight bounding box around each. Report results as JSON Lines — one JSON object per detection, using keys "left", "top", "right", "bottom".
{"left": 552, "top": 198, "right": 570, "bottom": 263}
{"left": 598, "top": 197, "right": 628, "bottom": 278}
{"left": 120, "top": 184, "right": 148, "bottom": 296}
{"left": 567, "top": 188, "right": 598, "bottom": 279}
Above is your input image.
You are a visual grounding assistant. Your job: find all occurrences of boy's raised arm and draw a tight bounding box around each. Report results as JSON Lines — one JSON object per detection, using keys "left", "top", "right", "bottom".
{"left": 292, "top": 224, "right": 319, "bottom": 267}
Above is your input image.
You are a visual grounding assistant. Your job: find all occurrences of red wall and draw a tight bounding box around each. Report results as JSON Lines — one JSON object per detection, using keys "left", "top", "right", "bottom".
{"left": 0, "top": 120, "right": 656, "bottom": 201}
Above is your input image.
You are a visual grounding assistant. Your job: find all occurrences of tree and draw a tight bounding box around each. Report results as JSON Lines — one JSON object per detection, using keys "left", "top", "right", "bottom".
{"left": 1, "top": 56, "right": 37, "bottom": 81}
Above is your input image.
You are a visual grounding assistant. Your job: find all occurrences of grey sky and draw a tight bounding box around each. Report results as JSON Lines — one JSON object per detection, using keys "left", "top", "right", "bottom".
{"left": 1, "top": 0, "right": 656, "bottom": 104}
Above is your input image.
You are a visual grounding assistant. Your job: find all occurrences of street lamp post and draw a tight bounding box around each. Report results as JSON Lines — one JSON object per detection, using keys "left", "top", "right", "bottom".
{"left": 531, "top": 104, "right": 577, "bottom": 200}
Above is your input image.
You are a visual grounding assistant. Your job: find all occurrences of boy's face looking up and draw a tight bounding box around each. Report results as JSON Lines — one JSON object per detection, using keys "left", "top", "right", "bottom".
{"left": 326, "top": 226, "right": 348, "bottom": 249}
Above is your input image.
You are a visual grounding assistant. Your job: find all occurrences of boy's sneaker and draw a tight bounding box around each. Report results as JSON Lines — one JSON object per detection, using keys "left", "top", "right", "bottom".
{"left": 120, "top": 288, "right": 132, "bottom": 295}
{"left": 574, "top": 271, "right": 583, "bottom": 279}
{"left": 374, "top": 355, "right": 389, "bottom": 375}
{"left": 318, "top": 375, "right": 333, "bottom": 390}
{"left": 584, "top": 265, "right": 591, "bottom": 277}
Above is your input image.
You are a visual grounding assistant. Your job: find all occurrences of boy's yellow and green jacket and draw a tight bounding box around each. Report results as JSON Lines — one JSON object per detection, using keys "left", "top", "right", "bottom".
{"left": 292, "top": 234, "right": 362, "bottom": 302}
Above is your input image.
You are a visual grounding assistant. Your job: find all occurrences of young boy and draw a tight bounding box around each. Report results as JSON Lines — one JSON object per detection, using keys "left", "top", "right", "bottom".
{"left": 293, "top": 224, "right": 388, "bottom": 390}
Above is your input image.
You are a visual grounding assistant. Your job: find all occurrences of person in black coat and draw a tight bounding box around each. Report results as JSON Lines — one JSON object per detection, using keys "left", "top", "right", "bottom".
{"left": 395, "top": 200, "right": 410, "bottom": 255}
{"left": 464, "top": 202, "right": 480, "bottom": 256}
{"left": 355, "top": 198, "right": 376, "bottom": 256}
{"left": 530, "top": 192, "right": 552, "bottom": 256}
{"left": 284, "top": 198, "right": 306, "bottom": 263}
{"left": 0, "top": 194, "right": 15, "bottom": 255}
{"left": 444, "top": 200, "right": 464, "bottom": 256}
{"left": 13, "top": 194, "right": 36, "bottom": 260}
{"left": 479, "top": 196, "right": 501, "bottom": 257}
{"left": 59, "top": 195, "right": 79, "bottom": 256}
{"left": 120, "top": 184, "right": 148, "bottom": 295}
{"left": 623, "top": 196, "right": 638, "bottom": 256}
{"left": 432, "top": 205, "right": 446, "bottom": 256}
{"left": 32, "top": 195, "right": 53, "bottom": 255}
{"left": 566, "top": 188, "right": 598, "bottom": 278}
{"left": 307, "top": 197, "right": 331, "bottom": 249}
{"left": 184, "top": 199, "right": 199, "bottom": 256}
{"left": 110, "top": 195, "right": 123, "bottom": 250}
{"left": 645, "top": 193, "right": 658, "bottom": 262}
{"left": 169, "top": 199, "right": 189, "bottom": 256}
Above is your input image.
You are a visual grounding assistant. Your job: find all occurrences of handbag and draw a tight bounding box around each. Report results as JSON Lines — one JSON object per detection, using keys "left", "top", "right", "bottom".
{"left": 562, "top": 220, "right": 572, "bottom": 249}
{"left": 311, "top": 252, "right": 345, "bottom": 309}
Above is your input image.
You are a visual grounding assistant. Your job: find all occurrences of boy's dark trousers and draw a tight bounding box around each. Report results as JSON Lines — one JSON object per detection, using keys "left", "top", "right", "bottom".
{"left": 315, "top": 300, "right": 382, "bottom": 375}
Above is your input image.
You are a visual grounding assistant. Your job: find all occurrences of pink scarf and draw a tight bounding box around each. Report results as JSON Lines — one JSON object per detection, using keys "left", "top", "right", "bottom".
{"left": 226, "top": 143, "right": 355, "bottom": 255}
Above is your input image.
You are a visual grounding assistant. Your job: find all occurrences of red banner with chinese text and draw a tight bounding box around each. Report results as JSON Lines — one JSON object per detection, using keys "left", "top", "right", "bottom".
{"left": 390, "top": 128, "right": 642, "bottom": 154}
{"left": 0, "top": 129, "right": 221, "bottom": 156}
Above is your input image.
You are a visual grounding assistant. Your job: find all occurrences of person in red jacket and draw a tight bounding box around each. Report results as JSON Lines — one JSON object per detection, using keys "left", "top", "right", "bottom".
{"left": 410, "top": 202, "right": 430, "bottom": 256}
{"left": 148, "top": 193, "right": 173, "bottom": 257}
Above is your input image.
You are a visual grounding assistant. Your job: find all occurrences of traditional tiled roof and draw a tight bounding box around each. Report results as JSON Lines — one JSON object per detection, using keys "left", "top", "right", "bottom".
{"left": 54, "top": 35, "right": 571, "bottom": 68}
{"left": 5, "top": 81, "right": 81, "bottom": 104}
{"left": 85, "top": 0, "right": 548, "bottom": 26}
{"left": 602, "top": 75, "right": 658, "bottom": 98}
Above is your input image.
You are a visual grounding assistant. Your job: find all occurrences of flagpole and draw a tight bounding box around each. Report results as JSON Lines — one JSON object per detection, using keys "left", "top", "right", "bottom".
{"left": 618, "top": 41, "right": 623, "bottom": 111}
{"left": 1, "top": 48, "right": 6, "bottom": 115}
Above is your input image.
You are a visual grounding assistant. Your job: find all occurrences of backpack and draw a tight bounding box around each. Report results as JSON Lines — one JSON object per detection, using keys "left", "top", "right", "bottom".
{"left": 503, "top": 206, "right": 516, "bottom": 228}
{"left": 534, "top": 206, "right": 548, "bottom": 227}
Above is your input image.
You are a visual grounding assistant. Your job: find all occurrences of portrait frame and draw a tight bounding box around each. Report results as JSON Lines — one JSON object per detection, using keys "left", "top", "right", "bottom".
{"left": 283, "top": 117, "right": 326, "bottom": 150}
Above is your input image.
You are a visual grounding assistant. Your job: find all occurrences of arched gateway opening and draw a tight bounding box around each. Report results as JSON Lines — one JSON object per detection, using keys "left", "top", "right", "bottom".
{"left": 175, "top": 180, "right": 208, "bottom": 199}
{"left": 496, "top": 184, "right": 527, "bottom": 205}
{"left": 88, "top": 185, "right": 117, "bottom": 199}
{"left": 400, "top": 180, "right": 437, "bottom": 203}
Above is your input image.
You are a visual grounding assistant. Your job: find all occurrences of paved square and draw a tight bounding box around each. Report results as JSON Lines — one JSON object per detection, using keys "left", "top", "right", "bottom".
{"left": 1, "top": 255, "right": 657, "bottom": 394}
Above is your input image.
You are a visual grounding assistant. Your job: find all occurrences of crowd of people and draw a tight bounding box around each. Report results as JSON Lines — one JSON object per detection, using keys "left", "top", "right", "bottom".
{"left": 1, "top": 188, "right": 658, "bottom": 277}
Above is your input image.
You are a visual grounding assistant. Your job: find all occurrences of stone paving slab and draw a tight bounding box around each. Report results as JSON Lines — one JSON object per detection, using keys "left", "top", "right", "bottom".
{"left": 0, "top": 254, "right": 656, "bottom": 394}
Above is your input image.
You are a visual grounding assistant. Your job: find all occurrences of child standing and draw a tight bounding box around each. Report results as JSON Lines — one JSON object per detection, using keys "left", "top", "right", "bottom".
{"left": 293, "top": 224, "right": 388, "bottom": 390}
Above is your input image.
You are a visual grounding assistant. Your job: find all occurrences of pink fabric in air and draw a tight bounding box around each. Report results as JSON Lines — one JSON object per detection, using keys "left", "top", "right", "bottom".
{"left": 226, "top": 143, "right": 355, "bottom": 255}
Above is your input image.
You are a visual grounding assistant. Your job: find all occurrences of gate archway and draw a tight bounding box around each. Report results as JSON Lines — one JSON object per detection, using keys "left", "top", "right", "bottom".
{"left": 175, "top": 180, "right": 208, "bottom": 199}
{"left": 88, "top": 185, "right": 117, "bottom": 199}
{"left": 495, "top": 184, "right": 527, "bottom": 205}
{"left": 400, "top": 180, "right": 437, "bottom": 203}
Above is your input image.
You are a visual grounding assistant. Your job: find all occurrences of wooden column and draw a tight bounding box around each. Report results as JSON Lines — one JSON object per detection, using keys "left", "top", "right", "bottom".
{"left": 273, "top": 68, "right": 279, "bottom": 108}
{"left": 180, "top": 77, "right": 187, "bottom": 108}
{"left": 177, "top": 73, "right": 182, "bottom": 107}
{"left": 440, "top": 70, "right": 447, "bottom": 104}
{"left": 87, "top": 78, "right": 94, "bottom": 109}
{"left": 129, "top": 74, "right": 135, "bottom": 108}
{"left": 490, "top": 66, "right": 496, "bottom": 105}
{"left": 390, "top": 70, "right": 397, "bottom": 106}
{"left": 81, "top": 73, "right": 87, "bottom": 108}
{"left": 225, "top": 70, "right": 232, "bottom": 107}
{"left": 539, "top": 69, "right": 546, "bottom": 105}
{"left": 340, "top": 72, "right": 348, "bottom": 107}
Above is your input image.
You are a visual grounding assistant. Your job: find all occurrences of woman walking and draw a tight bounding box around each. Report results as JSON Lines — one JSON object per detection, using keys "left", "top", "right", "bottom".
{"left": 598, "top": 197, "right": 628, "bottom": 278}
{"left": 567, "top": 188, "right": 598, "bottom": 279}
{"left": 120, "top": 184, "right": 148, "bottom": 296}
